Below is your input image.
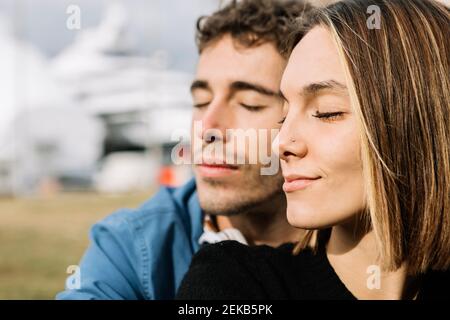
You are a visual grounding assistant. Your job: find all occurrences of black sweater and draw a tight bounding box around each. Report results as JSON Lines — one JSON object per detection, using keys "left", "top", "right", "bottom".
{"left": 176, "top": 240, "right": 450, "bottom": 300}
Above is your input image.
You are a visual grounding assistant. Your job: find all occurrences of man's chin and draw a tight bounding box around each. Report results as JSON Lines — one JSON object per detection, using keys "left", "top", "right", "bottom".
{"left": 195, "top": 179, "right": 244, "bottom": 215}
{"left": 193, "top": 167, "right": 285, "bottom": 216}
{"left": 195, "top": 175, "right": 232, "bottom": 194}
{"left": 194, "top": 169, "right": 237, "bottom": 188}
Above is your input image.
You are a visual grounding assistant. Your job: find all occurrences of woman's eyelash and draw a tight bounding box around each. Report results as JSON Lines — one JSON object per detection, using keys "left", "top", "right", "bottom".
{"left": 278, "top": 112, "right": 343, "bottom": 125}
{"left": 312, "top": 111, "right": 345, "bottom": 120}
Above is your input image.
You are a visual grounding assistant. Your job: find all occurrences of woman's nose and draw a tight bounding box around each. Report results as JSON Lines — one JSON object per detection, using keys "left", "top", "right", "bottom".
{"left": 275, "top": 116, "right": 307, "bottom": 162}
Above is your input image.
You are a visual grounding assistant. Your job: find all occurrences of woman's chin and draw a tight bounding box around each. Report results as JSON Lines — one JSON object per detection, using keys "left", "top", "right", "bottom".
{"left": 286, "top": 206, "right": 339, "bottom": 230}
{"left": 287, "top": 208, "right": 320, "bottom": 229}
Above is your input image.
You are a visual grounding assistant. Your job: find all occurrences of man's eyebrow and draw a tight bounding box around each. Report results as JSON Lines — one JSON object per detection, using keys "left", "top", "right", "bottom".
{"left": 230, "top": 81, "right": 279, "bottom": 97}
{"left": 190, "top": 80, "right": 210, "bottom": 92}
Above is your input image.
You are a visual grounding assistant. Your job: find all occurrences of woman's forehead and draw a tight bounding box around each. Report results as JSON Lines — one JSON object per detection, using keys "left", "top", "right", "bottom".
{"left": 281, "top": 27, "right": 347, "bottom": 97}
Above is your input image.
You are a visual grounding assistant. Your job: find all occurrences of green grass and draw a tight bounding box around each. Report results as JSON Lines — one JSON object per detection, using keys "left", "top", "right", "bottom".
{"left": 0, "top": 191, "right": 153, "bottom": 300}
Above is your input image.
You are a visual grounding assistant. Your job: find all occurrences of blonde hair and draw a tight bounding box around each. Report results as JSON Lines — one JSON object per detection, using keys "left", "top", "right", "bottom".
{"left": 289, "top": 0, "right": 450, "bottom": 274}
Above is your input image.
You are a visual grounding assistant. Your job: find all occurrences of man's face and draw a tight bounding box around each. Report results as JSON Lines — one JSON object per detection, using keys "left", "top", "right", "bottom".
{"left": 191, "top": 34, "right": 287, "bottom": 216}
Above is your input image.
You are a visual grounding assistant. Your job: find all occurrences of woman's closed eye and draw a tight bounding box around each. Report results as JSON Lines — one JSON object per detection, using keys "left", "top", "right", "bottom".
{"left": 312, "top": 111, "right": 345, "bottom": 122}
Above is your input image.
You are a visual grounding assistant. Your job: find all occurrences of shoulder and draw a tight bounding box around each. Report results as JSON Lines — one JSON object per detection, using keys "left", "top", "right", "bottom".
{"left": 177, "top": 241, "right": 269, "bottom": 299}
{"left": 92, "top": 178, "right": 201, "bottom": 238}
{"left": 193, "top": 240, "right": 296, "bottom": 264}
{"left": 420, "top": 268, "right": 450, "bottom": 299}
{"left": 72, "top": 179, "right": 202, "bottom": 299}
{"left": 192, "top": 240, "right": 316, "bottom": 267}
{"left": 176, "top": 241, "right": 307, "bottom": 299}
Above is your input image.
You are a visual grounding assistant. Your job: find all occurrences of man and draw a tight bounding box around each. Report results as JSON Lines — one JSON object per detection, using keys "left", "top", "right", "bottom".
{"left": 57, "top": 0, "right": 312, "bottom": 300}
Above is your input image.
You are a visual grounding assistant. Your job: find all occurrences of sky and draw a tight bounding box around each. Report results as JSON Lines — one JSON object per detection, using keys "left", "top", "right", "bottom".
{"left": 1, "top": 0, "right": 449, "bottom": 71}
{"left": 0, "top": 0, "right": 221, "bottom": 73}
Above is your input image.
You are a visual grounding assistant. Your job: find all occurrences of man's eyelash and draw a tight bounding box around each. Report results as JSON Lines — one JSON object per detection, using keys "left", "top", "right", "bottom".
{"left": 278, "top": 117, "right": 286, "bottom": 124}
{"left": 240, "top": 103, "right": 264, "bottom": 112}
{"left": 193, "top": 102, "right": 209, "bottom": 108}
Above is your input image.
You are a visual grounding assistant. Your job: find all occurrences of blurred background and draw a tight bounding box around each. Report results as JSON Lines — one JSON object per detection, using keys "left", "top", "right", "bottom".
{"left": 2, "top": 0, "right": 447, "bottom": 300}
{"left": 0, "top": 0, "right": 220, "bottom": 299}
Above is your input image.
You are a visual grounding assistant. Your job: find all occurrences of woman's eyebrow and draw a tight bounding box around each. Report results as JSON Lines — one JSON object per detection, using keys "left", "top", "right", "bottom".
{"left": 301, "top": 80, "right": 348, "bottom": 97}
{"left": 279, "top": 80, "right": 348, "bottom": 103}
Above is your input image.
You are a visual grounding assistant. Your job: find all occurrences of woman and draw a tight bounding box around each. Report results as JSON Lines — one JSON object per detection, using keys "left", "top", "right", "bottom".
{"left": 176, "top": 0, "right": 450, "bottom": 300}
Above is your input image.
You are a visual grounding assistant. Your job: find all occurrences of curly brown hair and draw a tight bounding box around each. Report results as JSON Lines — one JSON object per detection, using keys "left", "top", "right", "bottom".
{"left": 196, "top": 0, "right": 313, "bottom": 57}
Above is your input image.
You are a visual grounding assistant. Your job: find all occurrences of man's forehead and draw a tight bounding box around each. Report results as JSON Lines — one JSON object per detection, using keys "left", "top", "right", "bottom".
{"left": 197, "top": 36, "right": 286, "bottom": 74}
{"left": 200, "top": 34, "right": 280, "bottom": 56}
{"left": 195, "top": 36, "right": 286, "bottom": 92}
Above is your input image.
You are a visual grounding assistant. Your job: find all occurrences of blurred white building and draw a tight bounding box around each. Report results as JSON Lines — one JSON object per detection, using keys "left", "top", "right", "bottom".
{"left": 51, "top": 2, "right": 193, "bottom": 193}
{"left": 0, "top": 13, "right": 93, "bottom": 196}
{"left": 0, "top": 2, "right": 193, "bottom": 196}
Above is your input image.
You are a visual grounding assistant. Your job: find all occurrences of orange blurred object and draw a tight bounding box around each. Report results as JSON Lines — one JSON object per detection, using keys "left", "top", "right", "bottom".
{"left": 158, "top": 166, "right": 176, "bottom": 187}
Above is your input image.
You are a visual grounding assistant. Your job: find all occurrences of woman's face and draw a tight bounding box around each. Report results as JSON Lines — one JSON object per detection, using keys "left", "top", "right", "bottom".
{"left": 276, "top": 27, "right": 365, "bottom": 229}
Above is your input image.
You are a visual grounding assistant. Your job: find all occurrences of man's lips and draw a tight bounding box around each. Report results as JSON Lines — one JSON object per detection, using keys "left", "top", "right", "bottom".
{"left": 283, "top": 175, "right": 321, "bottom": 192}
{"left": 196, "top": 164, "right": 239, "bottom": 178}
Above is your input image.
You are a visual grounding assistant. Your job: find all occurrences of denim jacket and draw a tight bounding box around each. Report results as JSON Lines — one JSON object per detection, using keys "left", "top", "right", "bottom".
{"left": 56, "top": 179, "right": 203, "bottom": 300}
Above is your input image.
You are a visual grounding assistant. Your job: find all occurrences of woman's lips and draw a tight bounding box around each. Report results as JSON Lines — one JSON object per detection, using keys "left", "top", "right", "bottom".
{"left": 196, "top": 164, "right": 239, "bottom": 178}
{"left": 283, "top": 176, "right": 321, "bottom": 192}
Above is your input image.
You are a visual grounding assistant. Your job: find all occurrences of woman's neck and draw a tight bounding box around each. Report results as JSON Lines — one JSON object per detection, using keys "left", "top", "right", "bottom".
{"left": 326, "top": 220, "right": 421, "bottom": 300}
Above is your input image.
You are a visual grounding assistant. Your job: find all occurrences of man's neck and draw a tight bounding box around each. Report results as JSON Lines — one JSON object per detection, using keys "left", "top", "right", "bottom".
{"left": 215, "top": 197, "right": 302, "bottom": 247}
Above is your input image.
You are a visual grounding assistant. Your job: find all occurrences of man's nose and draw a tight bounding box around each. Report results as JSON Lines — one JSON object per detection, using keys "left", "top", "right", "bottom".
{"left": 199, "top": 100, "right": 231, "bottom": 144}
